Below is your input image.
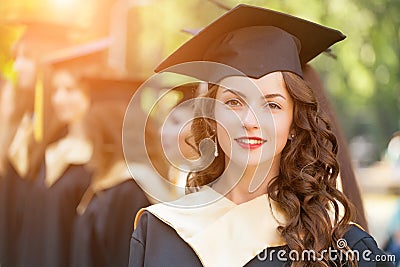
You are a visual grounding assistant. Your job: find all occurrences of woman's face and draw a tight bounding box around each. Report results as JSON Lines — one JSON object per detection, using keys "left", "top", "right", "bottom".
{"left": 51, "top": 70, "right": 89, "bottom": 124}
{"left": 161, "top": 105, "right": 196, "bottom": 164}
{"left": 214, "top": 71, "right": 294, "bottom": 167}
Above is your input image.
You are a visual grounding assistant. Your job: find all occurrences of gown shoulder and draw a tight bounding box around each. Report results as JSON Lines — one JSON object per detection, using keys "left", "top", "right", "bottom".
{"left": 344, "top": 225, "right": 394, "bottom": 266}
{"left": 131, "top": 212, "right": 394, "bottom": 267}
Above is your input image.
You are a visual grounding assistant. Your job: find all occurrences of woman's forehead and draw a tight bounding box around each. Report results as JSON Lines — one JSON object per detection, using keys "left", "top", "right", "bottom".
{"left": 52, "top": 70, "right": 75, "bottom": 84}
{"left": 216, "top": 72, "right": 287, "bottom": 97}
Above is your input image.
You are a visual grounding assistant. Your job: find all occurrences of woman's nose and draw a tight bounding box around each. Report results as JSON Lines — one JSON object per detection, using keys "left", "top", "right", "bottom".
{"left": 52, "top": 89, "right": 65, "bottom": 104}
{"left": 241, "top": 108, "right": 259, "bottom": 130}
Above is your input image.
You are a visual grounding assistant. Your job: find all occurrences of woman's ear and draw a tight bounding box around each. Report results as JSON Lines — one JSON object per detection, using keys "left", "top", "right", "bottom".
{"left": 288, "top": 130, "right": 296, "bottom": 140}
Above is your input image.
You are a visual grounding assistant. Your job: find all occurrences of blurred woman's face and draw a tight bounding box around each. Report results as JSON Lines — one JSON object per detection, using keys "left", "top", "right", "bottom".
{"left": 161, "top": 105, "right": 196, "bottom": 164}
{"left": 214, "top": 71, "right": 294, "bottom": 167}
{"left": 51, "top": 70, "right": 89, "bottom": 124}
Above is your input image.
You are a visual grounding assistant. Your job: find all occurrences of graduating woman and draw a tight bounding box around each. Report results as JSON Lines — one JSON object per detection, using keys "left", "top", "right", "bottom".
{"left": 129, "top": 4, "right": 392, "bottom": 266}
{"left": 70, "top": 102, "right": 150, "bottom": 267}
{"left": 1, "top": 25, "right": 72, "bottom": 266}
{"left": 17, "top": 67, "right": 92, "bottom": 267}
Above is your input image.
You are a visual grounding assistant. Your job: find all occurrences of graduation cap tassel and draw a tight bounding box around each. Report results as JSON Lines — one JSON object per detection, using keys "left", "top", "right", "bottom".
{"left": 323, "top": 48, "right": 338, "bottom": 60}
{"left": 33, "top": 70, "right": 43, "bottom": 143}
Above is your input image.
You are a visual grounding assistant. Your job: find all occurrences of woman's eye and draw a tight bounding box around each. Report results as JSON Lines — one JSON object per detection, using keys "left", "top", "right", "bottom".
{"left": 224, "top": 99, "right": 242, "bottom": 107}
{"left": 265, "top": 102, "right": 281, "bottom": 110}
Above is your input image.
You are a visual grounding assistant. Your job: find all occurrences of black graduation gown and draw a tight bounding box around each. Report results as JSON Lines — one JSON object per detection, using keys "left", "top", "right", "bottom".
{"left": 70, "top": 179, "right": 150, "bottom": 267}
{"left": 16, "top": 163, "right": 91, "bottom": 267}
{"left": 0, "top": 160, "right": 29, "bottom": 267}
{"left": 130, "top": 211, "right": 394, "bottom": 267}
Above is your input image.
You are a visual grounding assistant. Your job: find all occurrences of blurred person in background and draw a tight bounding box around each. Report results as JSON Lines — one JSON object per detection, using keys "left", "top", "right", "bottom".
{"left": 16, "top": 41, "right": 108, "bottom": 267}
{"left": 70, "top": 101, "right": 150, "bottom": 267}
{"left": 0, "top": 22, "right": 74, "bottom": 267}
{"left": 131, "top": 83, "right": 203, "bottom": 203}
{"left": 127, "top": 85, "right": 193, "bottom": 204}
{"left": 159, "top": 84, "right": 201, "bottom": 198}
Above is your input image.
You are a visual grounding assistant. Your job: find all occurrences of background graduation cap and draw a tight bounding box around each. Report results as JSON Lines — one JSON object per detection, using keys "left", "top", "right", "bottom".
{"left": 36, "top": 38, "right": 111, "bottom": 143}
{"left": 44, "top": 37, "right": 111, "bottom": 76}
{"left": 8, "top": 20, "right": 81, "bottom": 61}
{"left": 45, "top": 37, "right": 143, "bottom": 98}
{"left": 3, "top": 20, "right": 87, "bottom": 143}
{"left": 157, "top": 4, "right": 345, "bottom": 80}
{"left": 43, "top": 37, "right": 144, "bottom": 138}
{"left": 80, "top": 76, "right": 144, "bottom": 104}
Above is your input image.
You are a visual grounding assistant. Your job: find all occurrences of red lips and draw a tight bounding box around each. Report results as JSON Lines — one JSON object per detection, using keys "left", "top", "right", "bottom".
{"left": 234, "top": 137, "right": 266, "bottom": 149}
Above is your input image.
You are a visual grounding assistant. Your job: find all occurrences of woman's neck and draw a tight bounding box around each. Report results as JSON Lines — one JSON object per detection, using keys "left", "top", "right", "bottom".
{"left": 214, "top": 157, "right": 281, "bottom": 204}
{"left": 66, "top": 119, "right": 87, "bottom": 140}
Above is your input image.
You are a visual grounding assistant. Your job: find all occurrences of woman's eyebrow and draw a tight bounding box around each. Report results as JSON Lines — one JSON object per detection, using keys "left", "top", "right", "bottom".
{"left": 221, "top": 88, "right": 246, "bottom": 99}
{"left": 222, "top": 88, "right": 286, "bottom": 101}
{"left": 263, "top": 93, "right": 286, "bottom": 100}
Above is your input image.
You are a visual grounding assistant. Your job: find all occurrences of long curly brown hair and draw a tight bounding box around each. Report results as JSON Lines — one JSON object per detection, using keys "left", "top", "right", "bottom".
{"left": 187, "top": 72, "right": 357, "bottom": 266}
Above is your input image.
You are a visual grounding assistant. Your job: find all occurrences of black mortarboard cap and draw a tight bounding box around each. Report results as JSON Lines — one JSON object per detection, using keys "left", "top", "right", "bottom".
{"left": 6, "top": 20, "right": 80, "bottom": 59}
{"left": 34, "top": 38, "right": 110, "bottom": 142}
{"left": 155, "top": 4, "right": 345, "bottom": 78}
{"left": 44, "top": 38, "right": 111, "bottom": 77}
{"left": 81, "top": 76, "right": 143, "bottom": 104}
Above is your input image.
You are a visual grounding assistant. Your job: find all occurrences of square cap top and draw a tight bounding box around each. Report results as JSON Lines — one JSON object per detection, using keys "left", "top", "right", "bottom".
{"left": 155, "top": 4, "right": 345, "bottom": 78}
{"left": 43, "top": 38, "right": 110, "bottom": 77}
{"left": 6, "top": 20, "right": 84, "bottom": 61}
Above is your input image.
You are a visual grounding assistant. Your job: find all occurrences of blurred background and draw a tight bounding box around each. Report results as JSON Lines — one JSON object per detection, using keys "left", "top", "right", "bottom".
{"left": 0, "top": 0, "right": 399, "bottom": 249}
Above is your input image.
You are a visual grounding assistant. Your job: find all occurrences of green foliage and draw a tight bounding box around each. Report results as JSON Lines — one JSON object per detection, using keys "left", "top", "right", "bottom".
{"left": 334, "top": 0, "right": 400, "bottom": 158}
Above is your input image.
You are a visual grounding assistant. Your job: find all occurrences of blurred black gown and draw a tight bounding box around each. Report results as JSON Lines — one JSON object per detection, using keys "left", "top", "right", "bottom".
{"left": 70, "top": 177, "right": 150, "bottom": 267}
{"left": 0, "top": 161, "right": 29, "bottom": 267}
{"left": 0, "top": 113, "right": 34, "bottom": 267}
{"left": 17, "top": 162, "right": 91, "bottom": 267}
